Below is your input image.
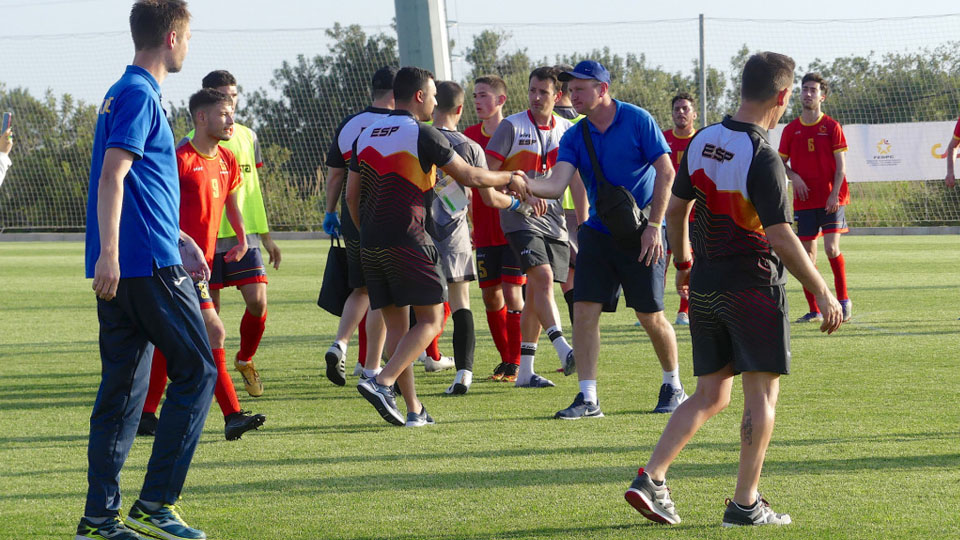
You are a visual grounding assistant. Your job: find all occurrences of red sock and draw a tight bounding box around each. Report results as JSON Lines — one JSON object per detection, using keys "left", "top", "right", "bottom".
{"left": 803, "top": 287, "right": 820, "bottom": 313}
{"left": 358, "top": 313, "right": 367, "bottom": 368}
{"left": 425, "top": 303, "right": 452, "bottom": 361}
{"left": 237, "top": 309, "right": 267, "bottom": 363}
{"left": 143, "top": 348, "right": 167, "bottom": 414}
{"left": 506, "top": 310, "right": 522, "bottom": 365}
{"left": 678, "top": 296, "right": 689, "bottom": 314}
{"left": 486, "top": 306, "right": 510, "bottom": 363}
{"left": 212, "top": 348, "right": 241, "bottom": 417}
{"left": 828, "top": 254, "right": 849, "bottom": 301}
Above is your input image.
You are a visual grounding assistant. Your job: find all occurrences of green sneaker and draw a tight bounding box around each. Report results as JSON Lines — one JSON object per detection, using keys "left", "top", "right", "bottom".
{"left": 75, "top": 516, "right": 146, "bottom": 540}
{"left": 126, "top": 500, "right": 206, "bottom": 540}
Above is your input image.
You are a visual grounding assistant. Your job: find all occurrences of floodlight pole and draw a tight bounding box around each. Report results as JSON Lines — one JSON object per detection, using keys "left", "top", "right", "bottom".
{"left": 395, "top": 0, "right": 453, "bottom": 80}
{"left": 699, "top": 13, "right": 707, "bottom": 128}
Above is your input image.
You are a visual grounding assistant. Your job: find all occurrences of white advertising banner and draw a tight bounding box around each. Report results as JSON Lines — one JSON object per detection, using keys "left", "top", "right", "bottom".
{"left": 767, "top": 121, "right": 955, "bottom": 183}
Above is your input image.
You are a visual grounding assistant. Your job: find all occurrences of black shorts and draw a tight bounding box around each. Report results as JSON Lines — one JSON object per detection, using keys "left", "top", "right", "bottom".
{"left": 345, "top": 236, "right": 365, "bottom": 289}
{"left": 505, "top": 230, "right": 570, "bottom": 283}
{"left": 573, "top": 224, "right": 664, "bottom": 313}
{"left": 476, "top": 244, "right": 526, "bottom": 289}
{"left": 210, "top": 247, "right": 268, "bottom": 290}
{"left": 564, "top": 209, "right": 579, "bottom": 269}
{"left": 361, "top": 245, "right": 448, "bottom": 310}
{"left": 689, "top": 285, "right": 790, "bottom": 376}
{"left": 795, "top": 206, "right": 848, "bottom": 241}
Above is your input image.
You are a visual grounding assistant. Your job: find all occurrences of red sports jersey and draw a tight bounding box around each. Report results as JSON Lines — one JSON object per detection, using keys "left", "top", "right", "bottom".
{"left": 953, "top": 116, "right": 960, "bottom": 140}
{"left": 177, "top": 142, "right": 242, "bottom": 265}
{"left": 465, "top": 122, "right": 507, "bottom": 248}
{"left": 778, "top": 113, "right": 849, "bottom": 211}
{"left": 664, "top": 128, "right": 697, "bottom": 221}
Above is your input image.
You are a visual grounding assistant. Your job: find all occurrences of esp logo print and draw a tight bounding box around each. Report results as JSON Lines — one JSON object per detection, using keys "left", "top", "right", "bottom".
{"left": 370, "top": 126, "right": 400, "bottom": 137}
{"left": 701, "top": 143, "right": 735, "bottom": 163}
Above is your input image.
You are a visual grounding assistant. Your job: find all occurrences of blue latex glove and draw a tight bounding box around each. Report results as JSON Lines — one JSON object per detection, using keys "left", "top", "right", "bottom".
{"left": 323, "top": 211, "right": 341, "bottom": 238}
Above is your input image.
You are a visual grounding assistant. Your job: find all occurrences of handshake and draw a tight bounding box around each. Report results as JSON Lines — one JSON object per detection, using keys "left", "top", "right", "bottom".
{"left": 505, "top": 171, "right": 539, "bottom": 218}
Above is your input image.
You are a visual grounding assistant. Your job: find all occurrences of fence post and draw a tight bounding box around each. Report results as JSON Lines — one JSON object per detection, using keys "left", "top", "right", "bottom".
{"left": 394, "top": 0, "right": 453, "bottom": 80}
{"left": 699, "top": 13, "right": 707, "bottom": 128}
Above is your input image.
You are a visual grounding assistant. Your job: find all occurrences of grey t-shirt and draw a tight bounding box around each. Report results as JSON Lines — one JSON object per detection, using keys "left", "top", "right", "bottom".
{"left": 428, "top": 128, "right": 484, "bottom": 251}
{"left": 486, "top": 110, "right": 571, "bottom": 240}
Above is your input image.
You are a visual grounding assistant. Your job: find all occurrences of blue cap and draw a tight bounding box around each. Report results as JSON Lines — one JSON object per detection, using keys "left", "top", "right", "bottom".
{"left": 557, "top": 60, "right": 611, "bottom": 85}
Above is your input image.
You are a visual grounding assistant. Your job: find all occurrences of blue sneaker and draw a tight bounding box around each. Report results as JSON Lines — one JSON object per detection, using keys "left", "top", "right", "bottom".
{"left": 794, "top": 311, "right": 822, "bottom": 323}
{"left": 357, "top": 376, "right": 404, "bottom": 426}
{"left": 404, "top": 404, "right": 435, "bottom": 427}
{"left": 839, "top": 299, "right": 852, "bottom": 322}
{"left": 516, "top": 374, "right": 556, "bottom": 388}
{"left": 554, "top": 392, "right": 604, "bottom": 420}
{"left": 126, "top": 500, "right": 205, "bottom": 540}
{"left": 562, "top": 350, "right": 576, "bottom": 376}
{"left": 653, "top": 384, "right": 687, "bottom": 414}
{"left": 75, "top": 516, "right": 146, "bottom": 540}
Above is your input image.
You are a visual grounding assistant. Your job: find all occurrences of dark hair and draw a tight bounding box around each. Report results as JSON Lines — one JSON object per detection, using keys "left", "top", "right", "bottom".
{"left": 435, "top": 81, "right": 464, "bottom": 113}
{"left": 371, "top": 66, "right": 398, "bottom": 101}
{"left": 393, "top": 66, "right": 434, "bottom": 103}
{"left": 554, "top": 64, "right": 575, "bottom": 95}
{"left": 529, "top": 66, "right": 561, "bottom": 94}
{"left": 671, "top": 92, "right": 695, "bottom": 107}
{"left": 202, "top": 70, "right": 237, "bottom": 89}
{"left": 474, "top": 75, "right": 507, "bottom": 96}
{"left": 801, "top": 72, "right": 829, "bottom": 96}
{"left": 189, "top": 88, "right": 232, "bottom": 118}
{"left": 129, "top": 0, "right": 190, "bottom": 51}
{"left": 740, "top": 52, "right": 796, "bottom": 102}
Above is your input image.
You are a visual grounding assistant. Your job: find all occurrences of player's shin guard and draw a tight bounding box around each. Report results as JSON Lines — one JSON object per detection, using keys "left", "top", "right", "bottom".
{"left": 486, "top": 306, "right": 510, "bottom": 363}
{"left": 506, "top": 310, "right": 522, "bottom": 365}
{"left": 829, "top": 253, "right": 849, "bottom": 301}
{"left": 237, "top": 309, "right": 267, "bottom": 363}
{"left": 803, "top": 287, "right": 820, "bottom": 313}
{"left": 452, "top": 308, "right": 475, "bottom": 372}
{"left": 212, "top": 348, "right": 241, "bottom": 416}
{"left": 143, "top": 348, "right": 167, "bottom": 414}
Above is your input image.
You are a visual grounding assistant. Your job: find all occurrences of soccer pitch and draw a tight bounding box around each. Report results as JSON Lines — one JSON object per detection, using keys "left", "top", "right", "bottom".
{"left": 2, "top": 237, "right": 958, "bottom": 539}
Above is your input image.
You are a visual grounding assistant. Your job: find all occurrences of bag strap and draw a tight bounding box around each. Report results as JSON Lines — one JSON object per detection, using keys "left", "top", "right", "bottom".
{"left": 331, "top": 235, "right": 342, "bottom": 248}
{"left": 581, "top": 119, "right": 610, "bottom": 187}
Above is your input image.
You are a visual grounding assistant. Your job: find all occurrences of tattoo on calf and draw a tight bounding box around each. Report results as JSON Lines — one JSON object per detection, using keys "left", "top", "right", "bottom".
{"left": 742, "top": 409, "right": 753, "bottom": 446}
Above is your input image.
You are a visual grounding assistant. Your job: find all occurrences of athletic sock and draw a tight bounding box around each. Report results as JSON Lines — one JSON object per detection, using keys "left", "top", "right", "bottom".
{"left": 518, "top": 342, "right": 538, "bottom": 382}
{"left": 237, "top": 309, "right": 267, "bottom": 363}
{"left": 362, "top": 367, "right": 382, "bottom": 379}
{"left": 579, "top": 379, "right": 598, "bottom": 404}
{"left": 357, "top": 313, "right": 367, "bottom": 367}
{"left": 563, "top": 289, "right": 575, "bottom": 326}
{"left": 828, "top": 253, "right": 849, "bottom": 301}
{"left": 143, "top": 348, "right": 167, "bottom": 414}
{"left": 426, "top": 335, "right": 441, "bottom": 361}
{"left": 802, "top": 287, "right": 820, "bottom": 313}
{"left": 546, "top": 325, "right": 573, "bottom": 365}
{"left": 506, "top": 310, "right": 522, "bottom": 365}
{"left": 662, "top": 368, "right": 681, "bottom": 388}
{"left": 678, "top": 296, "right": 689, "bottom": 314}
{"left": 485, "top": 306, "right": 510, "bottom": 363}
{"left": 452, "top": 308, "right": 476, "bottom": 372}
{"left": 211, "top": 348, "right": 241, "bottom": 417}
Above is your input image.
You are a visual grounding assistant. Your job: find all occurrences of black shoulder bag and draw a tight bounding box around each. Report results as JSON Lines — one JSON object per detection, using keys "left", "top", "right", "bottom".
{"left": 580, "top": 119, "right": 648, "bottom": 251}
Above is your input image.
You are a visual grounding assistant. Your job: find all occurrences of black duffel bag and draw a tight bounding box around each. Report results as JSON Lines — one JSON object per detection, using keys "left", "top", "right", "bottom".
{"left": 317, "top": 236, "right": 351, "bottom": 316}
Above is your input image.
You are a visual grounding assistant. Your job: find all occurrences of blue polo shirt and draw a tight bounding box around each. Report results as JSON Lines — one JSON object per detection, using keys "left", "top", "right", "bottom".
{"left": 557, "top": 100, "right": 670, "bottom": 235}
{"left": 85, "top": 65, "right": 181, "bottom": 279}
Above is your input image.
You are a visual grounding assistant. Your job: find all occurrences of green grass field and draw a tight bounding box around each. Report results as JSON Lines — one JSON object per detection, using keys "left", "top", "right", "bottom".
{"left": 2, "top": 237, "right": 959, "bottom": 539}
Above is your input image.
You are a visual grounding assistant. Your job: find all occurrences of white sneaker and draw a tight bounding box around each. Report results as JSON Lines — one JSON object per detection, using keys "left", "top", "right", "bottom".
{"left": 424, "top": 355, "right": 455, "bottom": 373}
{"left": 415, "top": 351, "right": 427, "bottom": 364}
{"left": 352, "top": 362, "right": 363, "bottom": 377}
{"left": 445, "top": 369, "right": 472, "bottom": 394}
{"left": 675, "top": 312, "right": 690, "bottom": 325}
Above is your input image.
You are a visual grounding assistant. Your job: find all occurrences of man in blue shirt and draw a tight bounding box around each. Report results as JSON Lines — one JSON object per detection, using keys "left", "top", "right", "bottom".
{"left": 78, "top": 2, "right": 215, "bottom": 540}
{"left": 523, "top": 61, "right": 686, "bottom": 419}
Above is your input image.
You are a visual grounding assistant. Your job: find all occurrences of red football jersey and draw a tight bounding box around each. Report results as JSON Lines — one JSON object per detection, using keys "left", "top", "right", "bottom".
{"left": 778, "top": 113, "right": 849, "bottom": 211}
{"left": 664, "top": 128, "right": 697, "bottom": 221}
{"left": 177, "top": 142, "right": 242, "bottom": 265}
{"left": 464, "top": 122, "right": 507, "bottom": 248}
{"left": 953, "top": 116, "right": 960, "bottom": 140}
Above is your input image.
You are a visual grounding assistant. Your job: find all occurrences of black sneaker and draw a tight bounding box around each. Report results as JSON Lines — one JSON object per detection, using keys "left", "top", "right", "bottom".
{"left": 404, "top": 404, "right": 435, "bottom": 427}
{"left": 357, "top": 377, "right": 404, "bottom": 426}
{"left": 515, "top": 374, "right": 555, "bottom": 388}
{"left": 562, "top": 349, "right": 576, "bottom": 376}
{"left": 76, "top": 516, "right": 147, "bottom": 539}
{"left": 554, "top": 392, "right": 603, "bottom": 420}
{"left": 224, "top": 411, "right": 266, "bottom": 441}
{"left": 137, "top": 412, "right": 158, "bottom": 437}
{"left": 325, "top": 343, "right": 346, "bottom": 386}
{"left": 653, "top": 384, "right": 688, "bottom": 413}
{"left": 624, "top": 470, "right": 681, "bottom": 525}
{"left": 721, "top": 494, "right": 792, "bottom": 527}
